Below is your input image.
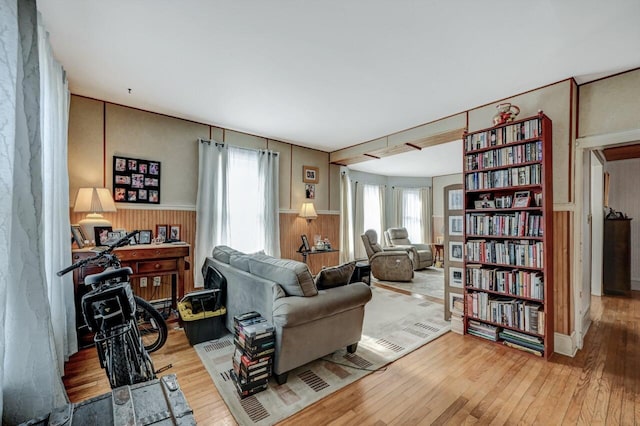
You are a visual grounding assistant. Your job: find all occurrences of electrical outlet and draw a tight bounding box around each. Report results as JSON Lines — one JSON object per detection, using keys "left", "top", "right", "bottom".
{"left": 153, "top": 276, "right": 161, "bottom": 287}
{"left": 139, "top": 277, "right": 147, "bottom": 288}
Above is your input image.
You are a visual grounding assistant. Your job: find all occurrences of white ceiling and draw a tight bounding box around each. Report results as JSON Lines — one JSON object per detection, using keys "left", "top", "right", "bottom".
{"left": 37, "top": 1, "right": 640, "bottom": 160}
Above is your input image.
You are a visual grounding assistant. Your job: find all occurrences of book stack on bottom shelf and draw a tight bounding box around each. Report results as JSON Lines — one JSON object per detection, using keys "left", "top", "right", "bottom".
{"left": 499, "top": 329, "right": 544, "bottom": 357}
{"left": 232, "top": 311, "right": 276, "bottom": 399}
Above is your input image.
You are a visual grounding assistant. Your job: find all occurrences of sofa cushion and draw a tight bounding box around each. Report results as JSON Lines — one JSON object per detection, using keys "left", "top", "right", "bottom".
{"left": 229, "top": 252, "right": 268, "bottom": 272}
{"left": 249, "top": 257, "right": 317, "bottom": 297}
{"left": 315, "top": 262, "right": 356, "bottom": 290}
{"left": 212, "top": 246, "right": 245, "bottom": 264}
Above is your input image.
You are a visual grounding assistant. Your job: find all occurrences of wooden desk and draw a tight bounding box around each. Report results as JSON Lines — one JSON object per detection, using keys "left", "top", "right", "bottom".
{"left": 72, "top": 243, "right": 191, "bottom": 311}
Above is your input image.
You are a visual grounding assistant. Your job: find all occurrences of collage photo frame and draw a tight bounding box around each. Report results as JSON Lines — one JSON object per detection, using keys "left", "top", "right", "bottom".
{"left": 113, "top": 155, "right": 161, "bottom": 204}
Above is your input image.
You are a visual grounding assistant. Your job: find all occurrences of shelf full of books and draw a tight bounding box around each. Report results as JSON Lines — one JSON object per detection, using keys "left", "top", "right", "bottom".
{"left": 463, "top": 111, "right": 554, "bottom": 359}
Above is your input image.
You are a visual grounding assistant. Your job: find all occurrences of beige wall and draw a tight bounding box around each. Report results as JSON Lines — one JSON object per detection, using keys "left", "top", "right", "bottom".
{"left": 579, "top": 69, "right": 640, "bottom": 138}
{"left": 68, "top": 95, "right": 338, "bottom": 212}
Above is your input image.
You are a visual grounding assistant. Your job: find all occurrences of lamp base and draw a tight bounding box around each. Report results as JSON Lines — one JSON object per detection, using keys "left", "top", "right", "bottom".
{"left": 79, "top": 214, "right": 112, "bottom": 246}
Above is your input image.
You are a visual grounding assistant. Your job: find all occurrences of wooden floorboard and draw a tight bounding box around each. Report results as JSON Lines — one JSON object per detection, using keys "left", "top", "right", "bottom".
{"left": 63, "top": 289, "right": 640, "bottom": 425}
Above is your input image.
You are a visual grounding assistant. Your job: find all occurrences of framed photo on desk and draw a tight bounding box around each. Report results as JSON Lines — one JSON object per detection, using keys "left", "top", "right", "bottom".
{"left": 300, "top": 234, "right": 311, "bottom": 252}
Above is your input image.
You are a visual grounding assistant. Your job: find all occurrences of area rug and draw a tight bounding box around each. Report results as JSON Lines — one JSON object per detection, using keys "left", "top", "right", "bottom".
{"left": 373, "top": 267, "right": 445, "bottom": 301}
{"left": 194, "top": 286, "right": 450, "bottom": 425}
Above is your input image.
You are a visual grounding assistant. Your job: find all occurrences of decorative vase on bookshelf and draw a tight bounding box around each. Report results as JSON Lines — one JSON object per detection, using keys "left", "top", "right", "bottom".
{"left": 492, "top": 103, "right": 520, "bottom": 126}
{"left": 463, "top": 111, "right": 554, "bottom": 359}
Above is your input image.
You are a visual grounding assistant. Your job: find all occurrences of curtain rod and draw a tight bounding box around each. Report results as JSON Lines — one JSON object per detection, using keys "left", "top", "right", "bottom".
{"left": 198, "top": 138, "right": 278, "bottom": 155}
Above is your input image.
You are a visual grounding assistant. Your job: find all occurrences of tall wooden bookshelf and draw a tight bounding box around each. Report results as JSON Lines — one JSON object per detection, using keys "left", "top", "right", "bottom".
{"left": 463, "top": 111, "right": 554, "bottom": 359}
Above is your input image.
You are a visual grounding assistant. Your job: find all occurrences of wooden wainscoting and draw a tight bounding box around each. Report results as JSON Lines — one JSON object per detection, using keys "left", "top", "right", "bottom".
{"left": 553, "top": 210, "right": 573, "bottom": 335}
{"left": 70, "top": 210, "right": 341, "bottom": 292}
{"left": 279, "top": 212, "right": 340, "bottom": 275}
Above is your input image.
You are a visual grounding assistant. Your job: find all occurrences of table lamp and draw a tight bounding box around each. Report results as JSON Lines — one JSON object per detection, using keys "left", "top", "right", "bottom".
{"left": 299, "top": 202, "right": 317, "bottom": 223}
{"left": 74, "top": 187, "right": 117, "bottom": 243}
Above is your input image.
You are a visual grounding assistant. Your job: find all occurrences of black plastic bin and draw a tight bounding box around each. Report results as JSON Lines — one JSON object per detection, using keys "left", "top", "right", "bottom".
{"left": 178, "top": 289, "right": 227, "bottom": 345}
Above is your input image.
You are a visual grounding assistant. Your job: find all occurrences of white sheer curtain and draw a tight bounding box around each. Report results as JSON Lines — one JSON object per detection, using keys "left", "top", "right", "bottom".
{"left": 339, "top": 171, "right": 354, "bottom": 263}
{"left": 195, "top": 144, "right": 280, "bottom": 286}
{"left": 391, "top": 187, "right": 433, "bottom": 244}
{"left": 38, "top": 12, "right": 77, "bottom": 374}
{"left": 421, "top": 187, "right": 433, "bottom": 244}
{"left": 402, "top": 188, "right": 422, "bottom": 242}
{"left": 194, "top": 141, "right": 229, "bottom": 287}
{"left": 354, "top": 183, "right": 385, "bottom": 259}
{"left": 257, "top": 150, "right": 280, "bottom": 257}
{"left": 1, "top": 0, "right": 69, "bottom": 422}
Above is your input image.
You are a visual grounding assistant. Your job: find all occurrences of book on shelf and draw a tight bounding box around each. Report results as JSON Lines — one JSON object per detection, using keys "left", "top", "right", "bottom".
{"left": 503, "top": 341, "right": 543, "bottom": 357}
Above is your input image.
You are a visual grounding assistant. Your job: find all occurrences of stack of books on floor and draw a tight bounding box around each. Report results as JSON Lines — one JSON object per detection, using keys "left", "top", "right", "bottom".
{"left": 231, "top": 311, "right": 276, "bottom": 398}
{"left": 498, "top": 328, "right": 544, "bottom": 357}
{"left": 467, "top": 320, "right": 499, "bottom": 341}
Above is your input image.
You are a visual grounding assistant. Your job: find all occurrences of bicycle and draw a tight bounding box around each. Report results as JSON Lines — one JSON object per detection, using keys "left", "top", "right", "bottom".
{"left": 58, "top": 230, "right": 169, "bottom": 388}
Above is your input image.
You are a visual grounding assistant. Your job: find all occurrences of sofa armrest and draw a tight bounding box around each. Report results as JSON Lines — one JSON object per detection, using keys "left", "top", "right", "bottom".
{"left": 411, "top": 243, "right": 432, "bottom": 252}
{"left": 272, "top": 282, "right": 372, "bottom": 328}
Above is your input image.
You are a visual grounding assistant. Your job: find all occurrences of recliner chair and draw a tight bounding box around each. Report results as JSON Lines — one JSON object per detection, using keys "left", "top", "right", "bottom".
{"left": 384, "top": 227, "right": 433, "bottom": 270}
{"left": 361, "top": 229, "right": 414, "bottom": 282}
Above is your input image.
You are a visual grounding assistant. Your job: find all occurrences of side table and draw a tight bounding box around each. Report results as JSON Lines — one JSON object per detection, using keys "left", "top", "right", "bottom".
{"left": 351, "top": 261, "right": 371, "bottom": 285}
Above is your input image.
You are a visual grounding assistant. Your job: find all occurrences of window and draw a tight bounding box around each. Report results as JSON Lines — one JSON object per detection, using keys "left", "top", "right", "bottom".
{"left": 363, "top": 184, "right": 384, "bottom": 240}
{"left": 402, "top": 188, "right": 422, "bottom": 242}
{"left": 227, "top": 147, "right": 262, "bottom": 253}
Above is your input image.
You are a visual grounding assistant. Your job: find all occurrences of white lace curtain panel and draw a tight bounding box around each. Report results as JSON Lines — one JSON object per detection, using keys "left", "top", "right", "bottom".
{"left": 1, "top": 0, "right": 74, "bottom": 422}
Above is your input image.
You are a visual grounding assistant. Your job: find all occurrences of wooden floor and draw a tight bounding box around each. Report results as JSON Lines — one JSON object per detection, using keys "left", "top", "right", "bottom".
{"left": 63, "top": 289, "right": 640, "bottom": 425}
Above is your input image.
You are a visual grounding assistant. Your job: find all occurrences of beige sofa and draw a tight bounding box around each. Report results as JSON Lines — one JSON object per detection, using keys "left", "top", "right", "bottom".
{"left": 203, "top": 246, "right": 372, "bottom": 384}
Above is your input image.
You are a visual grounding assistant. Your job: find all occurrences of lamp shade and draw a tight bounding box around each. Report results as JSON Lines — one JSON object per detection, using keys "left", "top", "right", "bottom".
{"left": 74, "top": 188, "right": 117, "bottom": 244}
{"left": 299, "top": 202, "right": 317, "bottom": 222}
{"left": 73, "top": 187, "right": 117, "bottom": 213}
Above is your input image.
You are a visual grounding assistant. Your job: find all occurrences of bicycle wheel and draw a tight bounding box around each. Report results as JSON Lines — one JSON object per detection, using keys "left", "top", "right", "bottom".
{"left": 110, "top": 333, "right": 133, "bottom": 388}
{"left": 134, "top": 296, "right": 168, "bottom": 352}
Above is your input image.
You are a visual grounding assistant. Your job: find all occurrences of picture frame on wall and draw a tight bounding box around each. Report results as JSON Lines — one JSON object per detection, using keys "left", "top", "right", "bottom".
{"left": 449, "top": 267, "right": 464, "bottom": 288}
{"left": 449, "top": 216, "right": 463, "bottom": 236}
{"left": 449, "top": 241, "right": 464, "bottom": 262}
{"left": 302, "top": 165, "right": 319, "bottom": 184}
{"left": 112, "top": 155, "right": 161, "bottom": 205}
{"left": 305, "top": 184, "right": 315, "bottom": 199}
{"left": 448, "top": 189, "right": 463, "bottom": 210}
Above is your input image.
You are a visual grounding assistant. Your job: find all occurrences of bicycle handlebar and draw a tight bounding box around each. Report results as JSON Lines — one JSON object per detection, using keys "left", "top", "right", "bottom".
{"left": 57, "top": 230, "right": 140, "bottom": 277}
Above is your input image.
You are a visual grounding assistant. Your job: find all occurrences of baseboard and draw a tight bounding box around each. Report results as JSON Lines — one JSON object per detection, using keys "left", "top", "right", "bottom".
{"left": 554, "top": 331, "right": 578, "bottom": 357}
{"left": 581, "top": 309, "right": 592, "bottom": 341}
